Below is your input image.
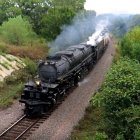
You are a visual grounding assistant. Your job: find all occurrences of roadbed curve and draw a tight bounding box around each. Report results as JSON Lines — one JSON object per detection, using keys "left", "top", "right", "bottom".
{"left": 28, "top": 40, "right": 116, "bottom": 140}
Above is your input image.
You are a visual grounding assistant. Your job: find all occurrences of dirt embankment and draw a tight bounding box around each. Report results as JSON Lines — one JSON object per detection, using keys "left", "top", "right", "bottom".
{"left": 0, "top": 54, "right": 25, "bottom": 81}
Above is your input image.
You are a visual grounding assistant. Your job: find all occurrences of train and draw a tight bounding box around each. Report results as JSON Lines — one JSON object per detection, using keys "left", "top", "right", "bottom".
{"left": 19, "top": 30, "right": 110, "bottom": 116}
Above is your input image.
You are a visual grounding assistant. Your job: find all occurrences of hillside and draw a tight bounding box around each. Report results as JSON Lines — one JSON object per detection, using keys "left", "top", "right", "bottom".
{"left": 0, "top": 54, "right": 25, "bottom": 81}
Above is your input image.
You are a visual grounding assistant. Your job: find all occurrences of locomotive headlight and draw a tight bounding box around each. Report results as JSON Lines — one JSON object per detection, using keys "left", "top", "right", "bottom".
{"left": 35, "top": 80, "right": 41, "bottom": 86}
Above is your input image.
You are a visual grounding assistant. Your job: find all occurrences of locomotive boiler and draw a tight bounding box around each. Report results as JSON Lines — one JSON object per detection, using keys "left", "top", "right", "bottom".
{"left": 19, "top": 31, "right": 109, "bottom": 116}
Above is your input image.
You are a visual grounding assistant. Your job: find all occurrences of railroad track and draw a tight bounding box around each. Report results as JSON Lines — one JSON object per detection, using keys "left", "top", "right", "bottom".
{"left": 0, "top": 93, "right": 70, "bottom": 140}
{"left": 0, "top": 113, "right": 55, "bottom": 140}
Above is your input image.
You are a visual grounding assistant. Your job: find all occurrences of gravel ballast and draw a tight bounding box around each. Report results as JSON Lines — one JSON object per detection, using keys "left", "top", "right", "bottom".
{"left": 28, "top": 40, "right": 115, "bottom": 140}
{"left": 0, "top": 101, "right": 24, "bottom": 134}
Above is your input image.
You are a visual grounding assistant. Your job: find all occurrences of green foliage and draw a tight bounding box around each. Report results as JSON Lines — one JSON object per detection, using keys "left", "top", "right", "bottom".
{"left": 51, "top": 0, "right": 85, "bottom": 12}
{"left": 71, "top": 106, "right": 104, "bottom": 140}
{"left": 0, "top": 0, "right": 86, "bottom": 41}
{"left": 92, "top": 58, "right": 140, "bottom": 139}
{"left": 24, "top": 57, "right": 37, "bottom": 75}
{"left": 0, "top": 62, "right": 10, "bottom": 70}
{"left": 15, "top": 0, "right": 51, "bottom": 34}
{"left": 0, "top": 42, "right": 7, "bottom": 53}
{"left": 0, "top": 15, "right": 36, "bottom": 45}
{"left": 0, "top": 68, "right": 32, "bottom": 109}
{"left": 40, "top": 6, "right": 75, "bottom": 40}
{"left": 71, "top": 133, "right": 107, "bottom": 140}
{"left": 121, "top": 26, "right": 140, "bottom": 61}
{"left": 4, "top": 70, "right": 28, "bottom": 84}
{"left": 128, "top": 14, "right": 140, "bottom": 29}
{"left": 0, "top": 0, "right": 22, "bottom": 25}
{"left": 92, "top": 132, "right": 107, "bottom": 140}
{"left": 134, "top": 124, "right": 140, "bottom": 140}
{"left": 0, "top": 83, "right": 23, "bottom": 108}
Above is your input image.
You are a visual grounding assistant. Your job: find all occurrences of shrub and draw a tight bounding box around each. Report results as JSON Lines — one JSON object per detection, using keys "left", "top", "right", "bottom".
{"left": 121, "top": 26, "right": 140, "bottom": 61}
{"left": 0, "top": 69, "right": 31, "bottom": 108}
{"left": 4, "top": 70, "right": 28, "bottom": 85}
{"left": 0, "top": 81, "right": 5, "bottom": 89}
{"left": 0, "top": 15, "right": 36, "bottom": 45}
{"left": 7, "top": 46, "right": 48, "bottom": 60}
{"left": 0, "top": 42, "right": 7, "bottom": 53}
{"left": 91, "top": 58, "right": 140, "bottom": 139}
{"left": 24, "top": 58, "right": 37, "bottom": 75}
{"left": 93, "top": 132, "right": 107, "bottom": 140}
{"left": 0, "top": 83, "right": 24, "bottom": 108}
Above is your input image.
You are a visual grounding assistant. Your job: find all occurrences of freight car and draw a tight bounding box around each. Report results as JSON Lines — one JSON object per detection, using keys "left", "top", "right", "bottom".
{"left": 19, "top": 31, "right": 109, "bottom": 116}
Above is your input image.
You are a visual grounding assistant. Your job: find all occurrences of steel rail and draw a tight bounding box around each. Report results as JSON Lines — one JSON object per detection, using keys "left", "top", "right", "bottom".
{"left": 0, "top": 115, "right": 26, "bottom": 137}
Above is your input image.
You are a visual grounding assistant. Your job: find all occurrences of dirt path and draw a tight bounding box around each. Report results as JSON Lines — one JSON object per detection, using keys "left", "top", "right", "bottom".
{"left": 28, "top": 40, "right": 116, "bottom": 140}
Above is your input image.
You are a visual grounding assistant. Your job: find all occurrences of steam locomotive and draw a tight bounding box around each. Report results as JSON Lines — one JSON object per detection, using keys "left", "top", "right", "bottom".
{"left": 19, "top": 31, "right": 109, "bottom": 116}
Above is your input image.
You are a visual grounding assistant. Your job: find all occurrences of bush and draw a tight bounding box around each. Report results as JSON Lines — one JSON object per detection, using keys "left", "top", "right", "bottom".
{"left": 7, "top": 45, "right": 48, "bottom": 60}
{"left": 0, "top": 42, "right": 7, "bottom": 53}
{"left": 92, "top": 58, "right": 140, "bottom": 139}
{"left": 121, "top": 26, "right": 140, "bottom": 61}
{"left": 40, "top": 6, "right": 75, "bottom": 40}
{"left": 0, "top": 83, "right": 24, "bottom": 108}
{"left": 24, "top": 58, "right": 37, "bottom": 75}
{"left": 93, "top": 132, "right": 107, "bottom": 140}
{"left": 0, "top": 69, "right": 27, "bottom": 108}
{"left": 4, "top": 70, "right": 28, "bottom": 85}
{"left": 0, "top": 15, "right": 36, "bottom": 45}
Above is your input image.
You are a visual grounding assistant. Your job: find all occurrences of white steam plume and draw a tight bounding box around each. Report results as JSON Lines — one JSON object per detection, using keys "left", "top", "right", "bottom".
{"left": 87, "top": 20, "right": 109, "bottom": 46}
{"left": 49, "top": 11, "right": 96, "bottom": 55}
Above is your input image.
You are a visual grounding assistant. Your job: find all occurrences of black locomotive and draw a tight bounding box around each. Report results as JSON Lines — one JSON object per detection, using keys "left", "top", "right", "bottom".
{"left": 19, "top": 31, "right": 109, "bottom": 116}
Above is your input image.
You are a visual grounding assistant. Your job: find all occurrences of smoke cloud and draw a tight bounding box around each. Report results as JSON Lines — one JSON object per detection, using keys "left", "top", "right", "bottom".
{"left": 48, "top": 8, "right": 140, "bottom": 56}
{"left": 49, "top": 11, "right": 96, "bottom": 55}
{"left": 87, "top": 20, "right": 109, "bottom": 45}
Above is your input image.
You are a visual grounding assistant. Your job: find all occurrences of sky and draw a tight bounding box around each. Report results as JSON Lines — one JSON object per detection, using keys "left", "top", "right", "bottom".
{"left": 84, "top": 0, "right": 140, "bottom": 15}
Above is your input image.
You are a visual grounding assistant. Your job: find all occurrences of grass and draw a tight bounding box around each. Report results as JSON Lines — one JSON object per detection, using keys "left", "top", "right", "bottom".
{"left": 0, "top": 51, "right": 37, "bottom": 108}
{"left": 0, "top": 42, "right": 8, "bottom": 53}
{"left": 0, "top": 69, "right": 31, "bottom": 109}
{"left": 70, "top": 105, "right": 103, "bottom": 140}
{"left": 0, "top": 39, "right": 48, "bottom": 108}
{"left": 0, "top": 71, "right": 24, "bottom": 108}
{"left": 7, "top": 45, "right": 48, "bottom": 60}
{"left": 4, "top": 55, "right": 14, "bottom": 62}
{"left": 0, "top": 38, "right": 48, "bottom": 61}
{"left": 0, "top": 83, "right": 24, "bottom": 108}
{"left": 0, "top": 62, "right": 10, "bottom": 70}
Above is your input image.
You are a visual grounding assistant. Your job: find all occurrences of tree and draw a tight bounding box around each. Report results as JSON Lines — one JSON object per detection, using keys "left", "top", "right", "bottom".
{"left": 51, "top": 0, "right": 85, "bottom": 12}
{"left": 40, "top": 0, "right": 86, "bottom": 41}
{"left": 92, "top": 58, "right": 140, "bottom": 139}
{"left": 15, "top": 0, "right": 51, "bottom": 34}
{"left": 0, "top": 15, "right": 36, "bottom": 45}
{"left": 0, "top": 0, "right": 86, "bottom": 40}
{"left": 121, "top": 26, "right": 140, "bottom": 62}
{"left": 0, "top": 0, "right": 22, "bottom": 25}
{"left": 128, "top": 14, "right": 140, "bottom": 30}
{"left": 40, "top": 6, "right": 75, "bottom": 40}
